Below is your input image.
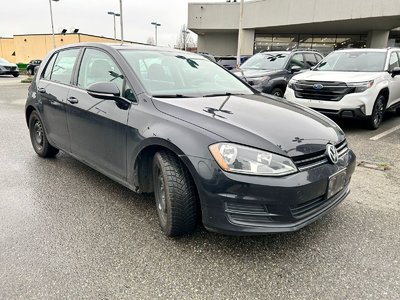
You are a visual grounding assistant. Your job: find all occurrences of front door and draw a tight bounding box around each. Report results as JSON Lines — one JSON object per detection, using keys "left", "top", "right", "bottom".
{"left": 66, "top": 48, "right": 130, "bottom": 180}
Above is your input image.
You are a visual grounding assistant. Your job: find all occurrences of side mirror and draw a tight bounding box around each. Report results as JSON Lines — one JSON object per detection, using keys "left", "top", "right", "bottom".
{"left": 87, "top": 82, "right": 120, "bottom": 99}
{"left": 291, "top": 65, "right": 302, "bottom": 74}
{"left": 391, "top": 66, "right": 400, "bottom": 78}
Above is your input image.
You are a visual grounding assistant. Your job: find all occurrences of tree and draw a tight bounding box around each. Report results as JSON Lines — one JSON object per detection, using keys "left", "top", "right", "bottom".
{"left": 175, "top": 24, "right": 196, "bottom": 50}
{"left": 146, "top": 36, "right": 155, "bottom": 45}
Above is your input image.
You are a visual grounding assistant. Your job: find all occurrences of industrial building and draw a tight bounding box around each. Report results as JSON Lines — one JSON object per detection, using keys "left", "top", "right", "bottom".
{"left": 188, "top": 0, "right": 400, "bottom": 55}
{"left": 0, "top": 33, "right": 141, "bottom": 64}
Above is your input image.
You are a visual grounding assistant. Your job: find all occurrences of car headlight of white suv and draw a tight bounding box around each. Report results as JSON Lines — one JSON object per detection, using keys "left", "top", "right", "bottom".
{"left": 347, "top": 80, "right": 374, "bottom": 93}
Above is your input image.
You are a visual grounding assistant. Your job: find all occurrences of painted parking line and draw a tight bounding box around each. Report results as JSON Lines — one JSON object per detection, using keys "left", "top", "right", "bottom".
{"left": 370, "top": 125, "right": 400, "bottom": 141}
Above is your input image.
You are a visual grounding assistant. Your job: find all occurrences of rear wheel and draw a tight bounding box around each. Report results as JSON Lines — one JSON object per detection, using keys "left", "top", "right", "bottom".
{"left": 396, "top": 107, "right": 400, "bottom": 116}
{"left": 366, "top": 95, "right": 386, "bottom": 130}
{"left": 152, "top": 151, "right": 198, "bottom": 237}
{"left": 13, "top": 73, "right": 19, "bottom": 77}
{"left": 271, "top": 87, "right": 284, "bottom": 98}
{"left": 29, "top": 111, "right": 59, "bottom": 157}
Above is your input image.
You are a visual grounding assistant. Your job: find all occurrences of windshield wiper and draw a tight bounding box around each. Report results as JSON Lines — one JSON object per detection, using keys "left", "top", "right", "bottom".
{"left": 152, "top": 94, "right": 193, "bottom": 98}
{"left": 203, "top": 92, "right": 247, "bottom": 97}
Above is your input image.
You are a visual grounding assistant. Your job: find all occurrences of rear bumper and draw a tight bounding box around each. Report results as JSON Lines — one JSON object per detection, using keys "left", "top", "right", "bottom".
{"left": 186, "top": 150, "right": 356, "bottom": 235}
{"left": 0, "top": 70, "right": 19, "bottom": 76}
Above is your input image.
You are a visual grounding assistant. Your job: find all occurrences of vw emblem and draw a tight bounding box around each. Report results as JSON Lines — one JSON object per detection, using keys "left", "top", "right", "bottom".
{"left": 313, "top": 83, "right": 324, "bottom": 90}
{"left": 326, "top": 144, "right": 338, "bottom": 164}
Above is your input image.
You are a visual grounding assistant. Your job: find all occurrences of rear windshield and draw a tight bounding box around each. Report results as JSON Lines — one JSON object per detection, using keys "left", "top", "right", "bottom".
{"left": 316, "top": 51, "right": 386, "bottom": 72}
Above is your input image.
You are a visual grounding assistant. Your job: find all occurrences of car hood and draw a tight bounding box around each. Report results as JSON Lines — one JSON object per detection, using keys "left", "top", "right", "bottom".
{"left": 151, "top": 94, "right": 345, "bottom": 157}
{"left": 293, "top": 70, "right": 382, "bottom": 82}
{"left": 233, "top": 69, "right": 278, "bottom": 79}
{"left": 0, "top": 62, "right": 17, "bottom": 68}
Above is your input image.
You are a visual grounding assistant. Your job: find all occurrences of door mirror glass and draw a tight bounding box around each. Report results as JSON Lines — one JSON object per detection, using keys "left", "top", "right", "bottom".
{"left": 87, "top": 82, "right": 121, "bottom": 99}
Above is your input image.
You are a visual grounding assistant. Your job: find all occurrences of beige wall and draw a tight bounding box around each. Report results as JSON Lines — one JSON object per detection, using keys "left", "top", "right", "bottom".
{"left": 0, "top": 38, "right": 16, "bottom": 63}
{"left": 0, "top": 34, "right": 129, "bottom": 64}
{"left": 197, "top": 32, "right": 238, "bottom": 56}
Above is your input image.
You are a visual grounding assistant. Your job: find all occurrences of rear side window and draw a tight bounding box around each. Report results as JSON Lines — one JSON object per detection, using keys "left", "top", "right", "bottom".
{"left": 50, "top": 48, "right": 80, "bottom": 85}
{"left": 77, "top": 48, "right": 124, "bottom": 92}
{"left": 289, "top": 53, "right": 307, "bottom": 69}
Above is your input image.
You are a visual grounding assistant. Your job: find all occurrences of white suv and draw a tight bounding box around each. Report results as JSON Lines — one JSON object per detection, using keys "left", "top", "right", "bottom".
{"left": 284, "top": 48, "right": 400, "bottom": 129}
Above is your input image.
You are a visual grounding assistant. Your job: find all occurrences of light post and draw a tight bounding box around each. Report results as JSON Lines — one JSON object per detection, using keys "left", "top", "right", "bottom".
{"left": 49, "top": 0, "right": 59, "bottom": 49}
{"left": 182, "top": 29, "right": 190, "bottom": 51}
{"left": 119, "top": 0, "right": 124, "bottom": 43}
{"left": 151, "top": 22, "right": 161, "bottom": 45}
{"left": 108, "top": 11, "right": 121, "bottom": 40}
{"left": 236, "top": 0, "right": 244, "bottom": 67}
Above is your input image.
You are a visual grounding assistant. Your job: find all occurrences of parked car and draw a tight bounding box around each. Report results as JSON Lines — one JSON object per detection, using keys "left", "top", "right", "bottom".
{"left": 0, "top": 58, "right": 19, "bottom": 77}
{"left": 217, "top": 55, "right": 250, "bottom": 70}
{"left": 26, "top": 43, "right": 356, "bottom": 236}
{"left": 26, "top": 59, "right": 42, "bottom": 75}
{"left": 233, "top": 50, "right": 323, "bottom": 97}
{"left": 285, "top": 48, "right": 400, "bottom": 129}
{"left": 198, "top": 52, "right": 216, "bottom": 62}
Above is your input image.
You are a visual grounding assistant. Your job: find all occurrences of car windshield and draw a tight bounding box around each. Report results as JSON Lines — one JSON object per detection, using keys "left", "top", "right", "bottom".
{"left": 240, "top": 53, "right": 288, "bottom": 70}
{"left": 0, "top": 58, "right": 10, "bottom": 64}
{"left": 315, "top": 51, "right": 386, "bottom": 72}
{"left": 120, "top": 50, "right": 254, "bottom": 97}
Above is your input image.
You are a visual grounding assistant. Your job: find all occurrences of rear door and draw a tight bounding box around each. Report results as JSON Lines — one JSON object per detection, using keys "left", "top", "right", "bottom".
{"left": 37, "top": 48, "right": 80, "bottom": 151}
{"left": 66, "top": 47, "right": 133, "bottom": 180}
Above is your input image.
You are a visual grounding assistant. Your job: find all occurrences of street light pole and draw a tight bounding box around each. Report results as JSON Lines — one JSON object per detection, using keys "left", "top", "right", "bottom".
{"left": 49, "top": 0, "right": 59, "bottom": 49}
{"left": 182, "top": 29, "right": 190, "bottom": 51}
{"left": 236, "top": 0, "right": 244, "bottom": 68}
{"left": 151, "top": 22, "right": 161, "bottom": 45}
{"left": 119, "top": 0, "right": 124, "bottom": 43}
{"left": 108, "top": 12, "right": 120, "bottom": 40}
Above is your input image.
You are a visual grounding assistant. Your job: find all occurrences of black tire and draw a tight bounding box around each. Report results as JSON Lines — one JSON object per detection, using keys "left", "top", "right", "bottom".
{"left": 13, "top": 73, "right": 19, "bottom": 78}
{"left": 366, "top": 95, "right": 386, "bottom": 130}
{"left": 152, "top": 150, "right": 198, "bottom": 237}
{"left": 271, "top": 87, "right": 284, "bottom": 98}
{"left": 29, "top": 111, "right": 59, "bottom": 157}
{"left": 396, "top": 107, "right": 400, "bottom": 116}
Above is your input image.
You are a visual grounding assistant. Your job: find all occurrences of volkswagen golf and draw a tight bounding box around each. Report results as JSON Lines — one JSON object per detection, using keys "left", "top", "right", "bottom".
{"left": 25, "top": 43, "right": 356, "bottom": 236}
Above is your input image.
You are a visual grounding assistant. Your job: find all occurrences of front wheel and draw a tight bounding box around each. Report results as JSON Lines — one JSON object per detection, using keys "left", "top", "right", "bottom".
{"left": 29, "top": 111, "right": 59, "bottom": 157}
{"left": 152, "top": 151, "right": 198, "bottom": 237}
{"left": 271, "top": 87, "right": 284, "bottom": 98}
{"left": 366, "top": 95, "right": 386, "bottom": 130}
{"left": 13, "top": 74, "right": 19, "bottom": 78}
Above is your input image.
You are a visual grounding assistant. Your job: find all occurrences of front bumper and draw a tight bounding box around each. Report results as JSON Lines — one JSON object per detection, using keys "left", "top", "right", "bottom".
{"left": 186, "top": 149, "right": 356, "bottom": 235}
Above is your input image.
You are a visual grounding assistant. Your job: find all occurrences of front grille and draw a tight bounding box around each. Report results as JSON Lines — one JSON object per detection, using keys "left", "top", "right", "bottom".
{"left": 290, "top": 184, "right": 348, "bottom": 219}
{"left": 293, "top": 80, "right": 353, "bottom": 101}
{"left": 225, "top": 201, "right": 277, "bottom": 226}
{"left": 293, "top": 139, "right": 349, "bottom": 171}
{"left": 3, "top": 66, "right": 16, "bottom": 71}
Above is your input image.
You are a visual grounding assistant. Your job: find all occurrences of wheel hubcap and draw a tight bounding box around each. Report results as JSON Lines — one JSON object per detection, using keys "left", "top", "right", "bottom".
{"left": 33, "top": 120, "right": 44, "bottom": 148}
{"left": 155, "top": 168, "right": 167, "bottom": 223}
{"left": 273, "top": 91, "right": 281, "bottom": 97}
{"left": 374, "top": 99, "right": 384, "bottom": 126}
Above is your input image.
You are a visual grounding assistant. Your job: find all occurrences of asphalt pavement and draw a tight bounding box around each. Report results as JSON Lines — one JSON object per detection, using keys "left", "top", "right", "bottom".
{"left": 0, "top": 76, "right": 399, "bottom": 299}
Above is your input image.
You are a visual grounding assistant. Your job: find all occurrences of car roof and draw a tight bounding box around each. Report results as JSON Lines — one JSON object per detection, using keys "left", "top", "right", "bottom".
{"left": 335, "top": 48, "right": 399, "bottom": 53}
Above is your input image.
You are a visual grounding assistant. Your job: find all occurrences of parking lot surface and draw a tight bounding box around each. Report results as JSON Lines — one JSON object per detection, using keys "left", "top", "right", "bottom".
{"left": 0, "top": 77, "right": 399, "bottom": 299}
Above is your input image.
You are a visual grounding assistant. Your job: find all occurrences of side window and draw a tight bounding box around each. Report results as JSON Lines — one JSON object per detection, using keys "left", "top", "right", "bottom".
{"left": 43, "top": 53, "right": 58, "bottom": 80}
{"left": 50, "top": 48, "right": 80, "bottom": 85}
{"left": 304, "top": 53, "right": 318, "bottom": 67}
{"left": 315, "top": 54, "right": 323, "bottom": 63}
{"left": 77, "top": 48, "right": 124, "bottom": 93}
{"left": 289, "top": 53, "right": 307, "bottom": 69}
{"left": 388, "top": 52, "right": 400, "bottom": 72}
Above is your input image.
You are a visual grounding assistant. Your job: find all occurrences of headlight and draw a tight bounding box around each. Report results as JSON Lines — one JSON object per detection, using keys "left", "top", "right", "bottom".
{"left": 250, "top": 76, "right": 270, "bottom": 85}
{"left": 209, "top": 143, "right": 298, "bottom": 176}
{"left": 347, "top": 80, "right": 374, "bottom": 93}
{"left": 287, "top": 79, "right": 298, "bottom": 89}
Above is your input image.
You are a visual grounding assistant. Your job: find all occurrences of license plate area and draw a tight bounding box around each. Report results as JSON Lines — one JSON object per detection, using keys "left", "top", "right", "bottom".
{"left": 327, "top": 169, "right": 347, "bottom": 199}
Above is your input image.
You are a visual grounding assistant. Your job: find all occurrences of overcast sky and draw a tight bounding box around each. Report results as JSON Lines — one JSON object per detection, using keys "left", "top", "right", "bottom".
{"left": 0, "top": 0, "right": 223, "bottom": 47}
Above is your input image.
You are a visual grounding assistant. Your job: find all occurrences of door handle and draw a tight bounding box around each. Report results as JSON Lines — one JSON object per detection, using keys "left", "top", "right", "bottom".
{"left": 67, "top": 96, "right": 79, "bottom": 104}
{"left": 38, "top": 87, "right": 46, "bottom": 93}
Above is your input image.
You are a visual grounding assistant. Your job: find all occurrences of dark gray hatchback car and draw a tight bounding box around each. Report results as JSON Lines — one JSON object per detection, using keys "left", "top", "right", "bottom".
{"left": 25, "top": 43, "right": 356, "bottom": 236}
